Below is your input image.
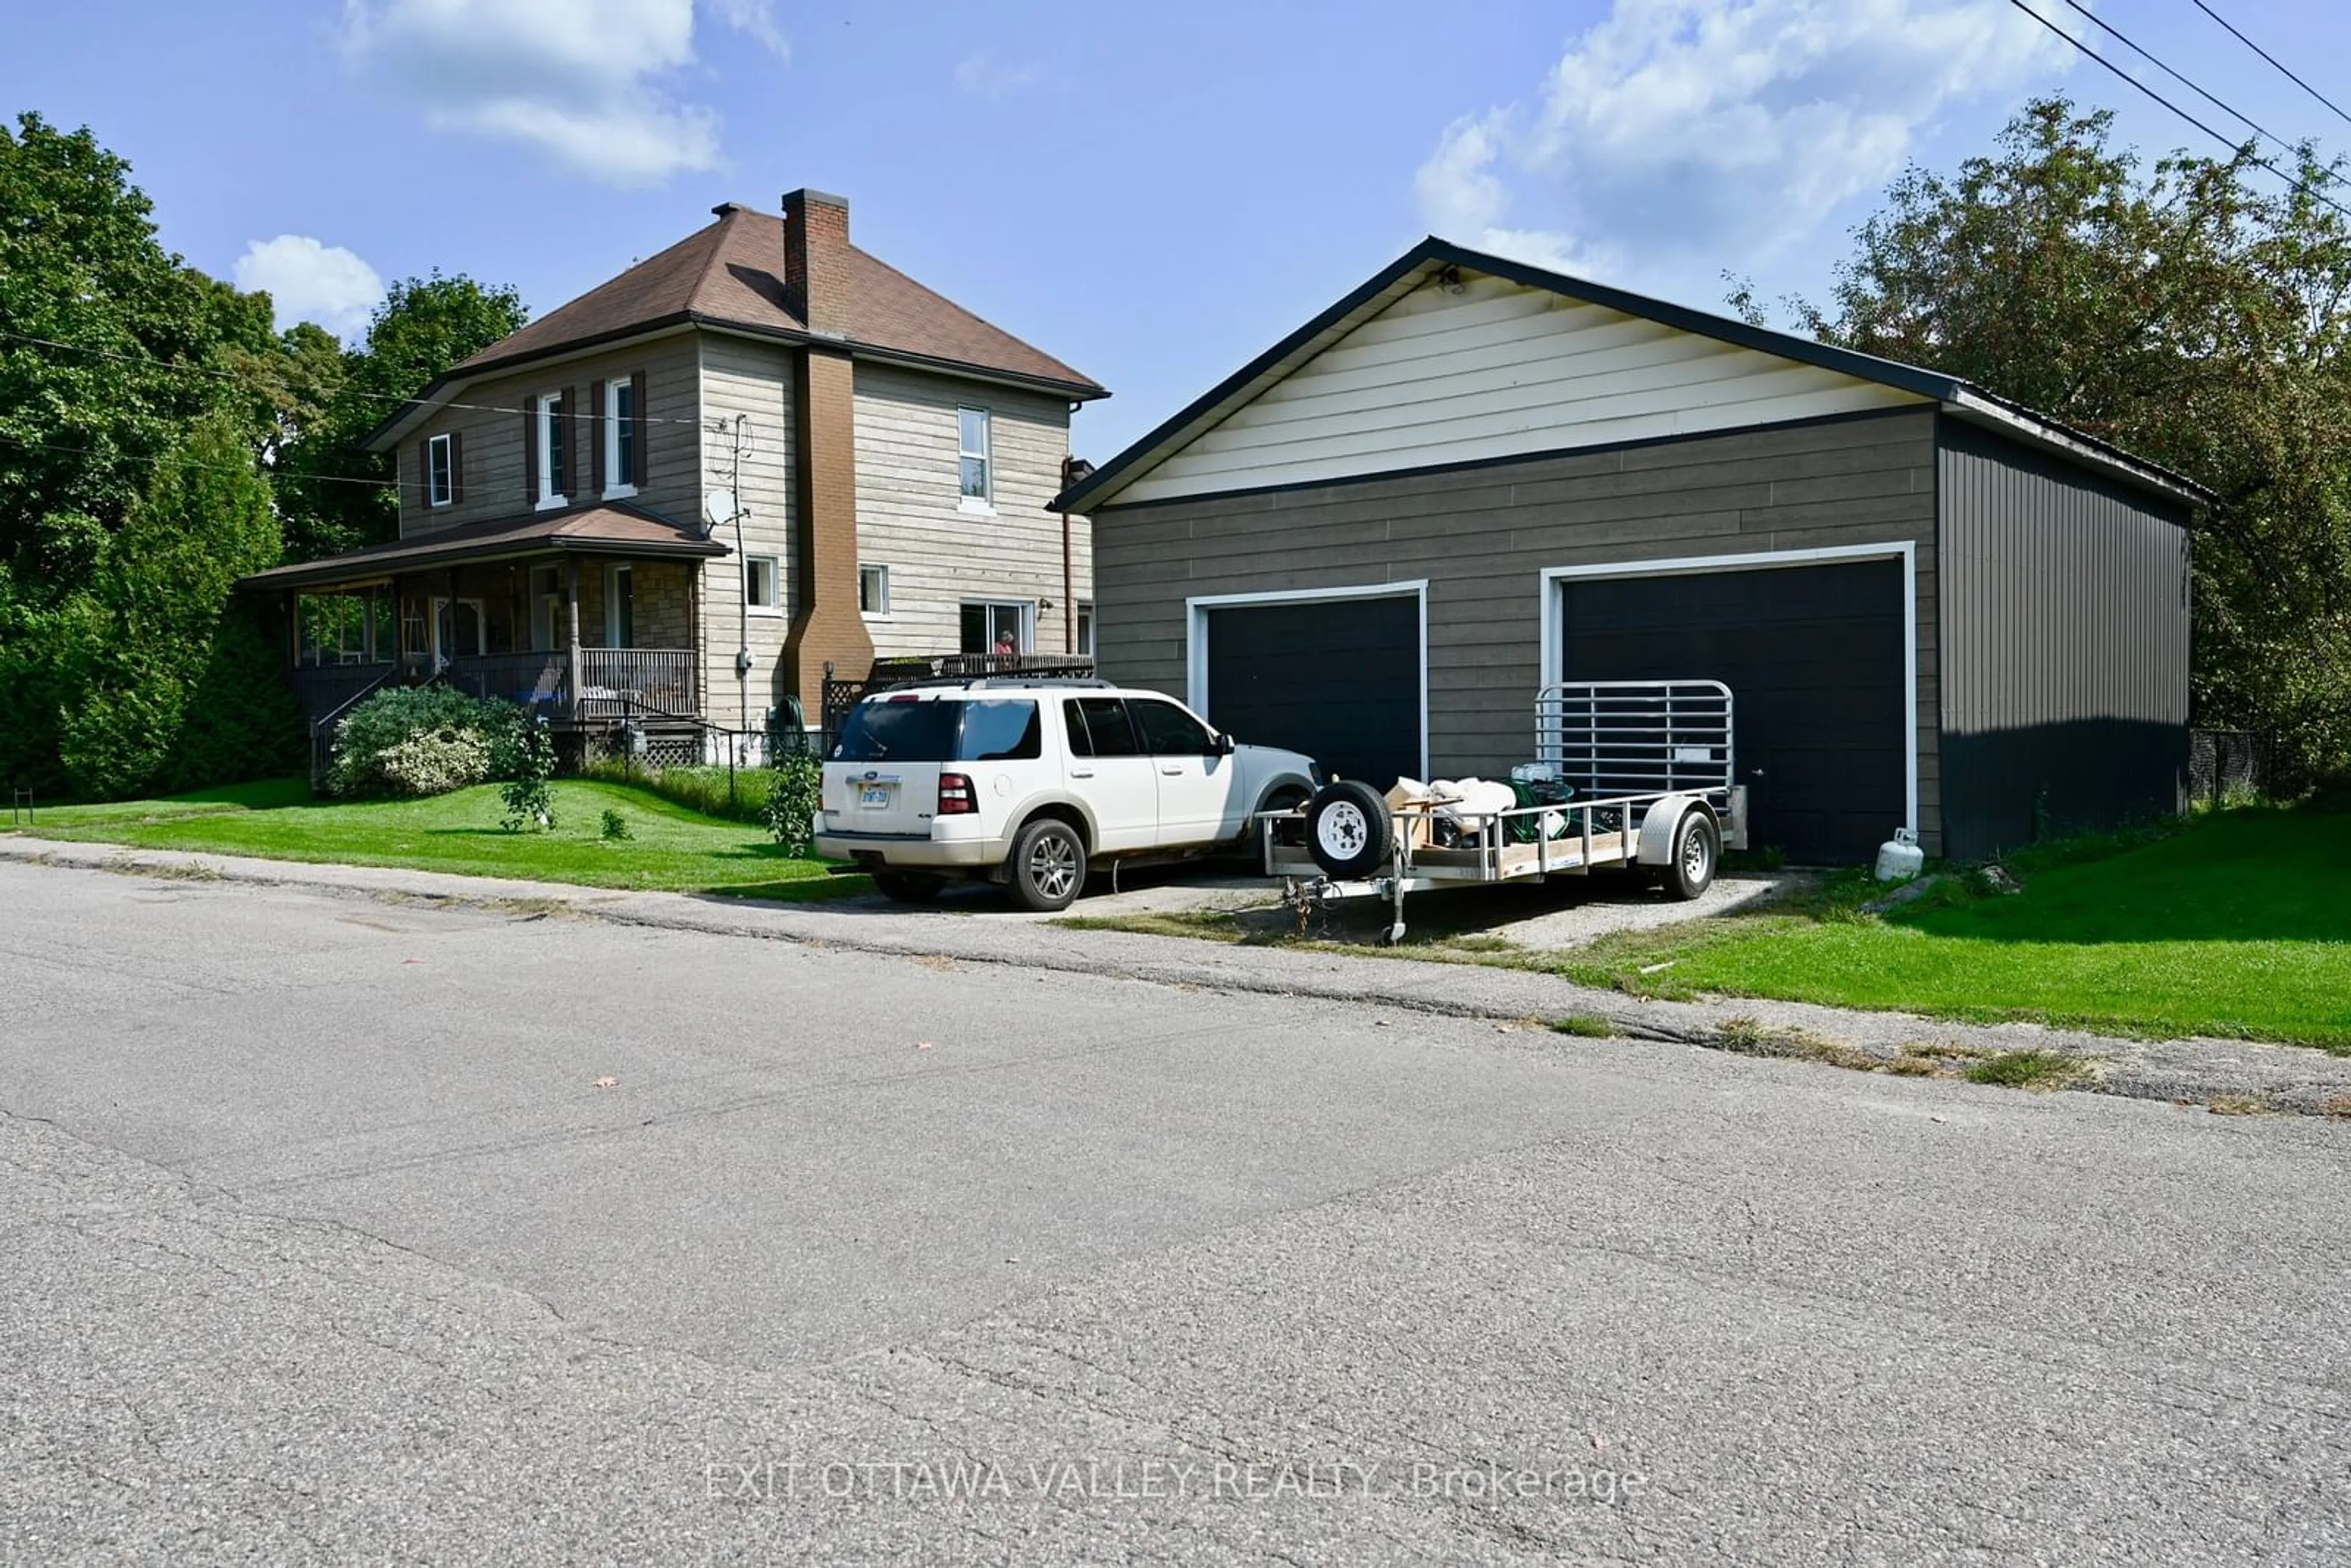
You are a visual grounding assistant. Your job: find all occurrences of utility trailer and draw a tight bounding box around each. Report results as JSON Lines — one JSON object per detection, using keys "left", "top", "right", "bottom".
{"left": 1259, "top": 680, "right": 1749, "bottom": 943}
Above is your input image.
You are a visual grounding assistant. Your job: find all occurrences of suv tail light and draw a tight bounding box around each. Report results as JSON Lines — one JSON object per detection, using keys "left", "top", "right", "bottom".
{"left": 937, "top": 773, "right": 978, "bottom": 816}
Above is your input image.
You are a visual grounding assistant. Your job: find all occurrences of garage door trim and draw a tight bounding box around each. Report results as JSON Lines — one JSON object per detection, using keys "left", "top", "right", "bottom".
{"left": 1537, "top": 541, "right": 1918, "bottom": 837}
{"left": 1186, "top": 580, "right": 1431, "bottom": 781}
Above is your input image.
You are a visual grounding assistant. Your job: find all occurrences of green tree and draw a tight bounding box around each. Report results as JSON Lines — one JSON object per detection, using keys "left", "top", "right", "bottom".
{"left": 276, "top": 273, "right": 528, "bottom": 560}
{"left": 1766, "top": 99, "right": 2351, "bottom": 787}
{"left": 56, "top": 415, "right": 298, "bottom": 797}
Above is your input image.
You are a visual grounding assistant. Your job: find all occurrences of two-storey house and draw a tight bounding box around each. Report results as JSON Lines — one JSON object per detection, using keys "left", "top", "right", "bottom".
{"left": 247, "top": 189, "right": 1106, "bottom": 754}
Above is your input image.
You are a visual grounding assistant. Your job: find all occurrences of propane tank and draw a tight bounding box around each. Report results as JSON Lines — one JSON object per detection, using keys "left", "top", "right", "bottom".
{"left": 1873, "top": 827, "right": 1925, "bottom": 882}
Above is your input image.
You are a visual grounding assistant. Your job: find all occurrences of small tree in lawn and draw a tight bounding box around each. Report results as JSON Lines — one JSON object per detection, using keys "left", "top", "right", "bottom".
{"left": 501, "top": 716, "right": 556, "bottom": 831}
{"left": 764, "top": 749, "right": 823, "bottom": 856}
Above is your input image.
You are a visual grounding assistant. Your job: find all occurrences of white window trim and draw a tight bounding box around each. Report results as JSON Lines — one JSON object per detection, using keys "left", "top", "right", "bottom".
{"left": 1185, "top": 581, "right": 1430, "bottom": 781}
{"left": 602, "top": 379, "right": 637, "bottom": 500}
{"left": 1075, "top": 599, "right": 1095, "bottom": 658}
{"left": 1535, "top": 541, "right": 1920, "bottom": 838}
{"left": 965, "top": 598, "right": 1034, "bottom": 654}
{"left": 859, "top": 563, "right": 892, "bottom": 620}
{"left": 426, "top": 432, "right": 454, "bottom": 509}
{"left": 956, "top": 406, "right": 992, "bottom": 514}
{"left": 428, "top": 595, "right": 487, "bottom": 664}
{"left": 535, "top": 392, "right": 567, "bottom": 511}
{"left": 604, "top": 561, "right": 632, "bottom": 648}
{"left": 745, "top": 553, "right": 783, "bottom": 617}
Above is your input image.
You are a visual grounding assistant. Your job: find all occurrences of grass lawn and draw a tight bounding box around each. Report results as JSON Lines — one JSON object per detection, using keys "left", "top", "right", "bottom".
{"left": 1557, "top": 801, "right": 2351, "bottom": 1051}
{"left": 11, "top": 777, "right": 861, "bottom": 900}
{"left": 1067, "top": 800, "right": 2351, "bottom": 1052}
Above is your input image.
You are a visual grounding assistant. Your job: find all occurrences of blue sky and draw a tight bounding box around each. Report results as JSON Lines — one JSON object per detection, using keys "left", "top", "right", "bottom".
{"left": 9, "top": 1, "right": 2351, "bottom": 460}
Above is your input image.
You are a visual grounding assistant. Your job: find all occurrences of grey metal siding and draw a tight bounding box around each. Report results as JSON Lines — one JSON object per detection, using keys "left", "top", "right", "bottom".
{"left": 1936, "top": 416, "right": 2192, "bottom": 860}
{"left": 1093, "top": 407, "right": 1944, "bottom": 852}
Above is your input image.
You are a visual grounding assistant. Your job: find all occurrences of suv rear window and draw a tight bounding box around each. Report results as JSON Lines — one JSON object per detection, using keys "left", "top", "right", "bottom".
{"left": 832, "top": 697, "right": 1043, "bottom": 763}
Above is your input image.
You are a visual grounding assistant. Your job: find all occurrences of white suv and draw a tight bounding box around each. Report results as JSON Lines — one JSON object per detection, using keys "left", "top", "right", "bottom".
{"left": 812, "top": 679, "right": 1319, "bottom": 910}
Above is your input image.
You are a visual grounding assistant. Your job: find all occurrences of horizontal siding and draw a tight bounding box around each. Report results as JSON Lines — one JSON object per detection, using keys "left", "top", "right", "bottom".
{"left": 397, "top": 333, "right": 704, "bottom": 538}
{"left": 1097, "top": 408, "right": 1946, "bottom": 853}
{"left": 1937, "top": 417, "right": 2192, "bottom": 858}
{"left": 695, "top": 336, "right": 797, "bottom": 730}
{"left": 852, "top": 362, "right": 1085, "bottom": 659}
{"left": 1122, "top": 272, "right": 1927, "bottom": 506}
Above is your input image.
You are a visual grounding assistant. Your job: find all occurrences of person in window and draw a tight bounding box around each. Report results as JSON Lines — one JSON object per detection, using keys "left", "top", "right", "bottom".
{"left": 992, "top": 629, "right": 1018, "bottom": 655}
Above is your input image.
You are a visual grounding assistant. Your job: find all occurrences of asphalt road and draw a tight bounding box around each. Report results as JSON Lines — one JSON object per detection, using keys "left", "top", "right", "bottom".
{"left": 2, "top": 860, "right": 2345, "bottom": 1565}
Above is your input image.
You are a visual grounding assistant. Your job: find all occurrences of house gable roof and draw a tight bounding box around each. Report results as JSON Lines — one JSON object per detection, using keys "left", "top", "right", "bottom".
{"left": 366, "top": 204, "right": 1103, "bottom": 450}
{"left": 1052, "top": 237, "right": 2209, "bottom": 513}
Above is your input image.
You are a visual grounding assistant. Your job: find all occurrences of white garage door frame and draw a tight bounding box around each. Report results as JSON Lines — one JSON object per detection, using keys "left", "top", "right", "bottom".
{"left": 1535, "top": 541, "right": 1918, "bottom": 836}
{"left": 1185, "top": 580, "right": 1431, "bottom": 781}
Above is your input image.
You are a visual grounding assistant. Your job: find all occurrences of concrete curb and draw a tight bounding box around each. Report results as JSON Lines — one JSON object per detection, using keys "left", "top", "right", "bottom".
{"left": 6, "top": 836, "right": 2347, "bottom": 1119}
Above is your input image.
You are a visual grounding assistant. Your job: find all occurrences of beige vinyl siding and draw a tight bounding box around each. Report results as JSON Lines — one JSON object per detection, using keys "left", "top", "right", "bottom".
{"left": 694, "top": 333, "right": 797, "bottom": 732}
{"left": 396, "top": 332, "right": 703, "bottom": 537}
{"left": 1121, "top": 272, "right": 1927, "bottom": 506}
{"left": 1095, "top": 409, "right": 1945, "bottom": 853}
{"left": 852, "top": 363, "right": 1086, "bottom": 658}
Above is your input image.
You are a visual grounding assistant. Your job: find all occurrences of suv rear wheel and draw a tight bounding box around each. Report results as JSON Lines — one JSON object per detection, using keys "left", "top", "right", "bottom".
{"left": 1007, "top": 818, "right": 1086, "bottom": 912}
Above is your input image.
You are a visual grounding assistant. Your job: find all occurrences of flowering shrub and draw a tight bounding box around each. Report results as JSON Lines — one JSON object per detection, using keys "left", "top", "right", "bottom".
{"left": 376, "top": 727, "right": 492, "bottom": 797}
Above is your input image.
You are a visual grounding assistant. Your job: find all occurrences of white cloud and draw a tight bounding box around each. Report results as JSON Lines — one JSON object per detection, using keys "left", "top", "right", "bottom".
{"left": 704, "top": 0, "right": 787, "bottom": 59}
{"left": 1414, "top": 0, "right": 2080, "bottom": 284}
{"left": 341, "top": 0, "right": 744, "bottom": 186}
{"left": 234, "top": 235, "right": 385, "bottom": 339}
{"left": 953, "top": 52, "right": 1046, "bottom": 99}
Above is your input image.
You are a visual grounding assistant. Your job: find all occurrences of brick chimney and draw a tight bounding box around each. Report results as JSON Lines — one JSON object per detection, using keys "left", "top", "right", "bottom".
{"left": 779, "top": 187, "right": 872, "bottom": 697}
{"left": 782, "top": 188, "right": 851, "bottom": 336}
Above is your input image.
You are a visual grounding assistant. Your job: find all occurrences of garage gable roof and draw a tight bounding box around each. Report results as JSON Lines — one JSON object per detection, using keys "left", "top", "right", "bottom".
{"left": 1053, "top": 238, "right": 2210, "bottom": 512}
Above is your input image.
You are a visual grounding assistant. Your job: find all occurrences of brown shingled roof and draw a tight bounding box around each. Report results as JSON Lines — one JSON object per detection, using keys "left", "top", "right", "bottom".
{"left": 446, "top": 204, "right": 1103, "bottom": 396}
{"left": 238, "top": 501, "right": 727, "bottom": 592}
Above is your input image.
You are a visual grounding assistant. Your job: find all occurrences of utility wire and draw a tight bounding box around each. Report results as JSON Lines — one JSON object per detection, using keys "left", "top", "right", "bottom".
{"left": 2054, "top": 0, "right": 2290, "bottom": 151}
{"left": 0, "top": 328, "right": 729, "bottom": 431}
{"left": 0, "top": 427, "right": 409, "bottom": 492}
{"left": 1999, "top": 0, "right": 2351, "bottom": 222}
{"left": 2191, "top": 0, "right": 2351, "bottom": 135}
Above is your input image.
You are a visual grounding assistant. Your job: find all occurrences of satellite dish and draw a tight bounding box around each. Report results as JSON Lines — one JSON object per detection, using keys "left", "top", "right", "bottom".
{"left": 703, "top": 487, "right": 736, "bottom": 533}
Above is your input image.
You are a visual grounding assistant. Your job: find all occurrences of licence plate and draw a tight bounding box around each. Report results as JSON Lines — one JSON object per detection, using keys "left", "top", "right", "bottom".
{"left": 859, "top": 784, "right": 894, "bottom": 808}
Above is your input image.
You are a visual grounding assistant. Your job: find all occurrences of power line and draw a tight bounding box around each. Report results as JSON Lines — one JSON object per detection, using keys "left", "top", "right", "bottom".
{"left": 2192, "top": 0, "right": 2351, "bottom": 135}
{"left": 0, "top": 328, "right": 725, "bottom": 431}
{"left": 1999, "top": 0, "right": 2351, "bottom": 222}
{"left": 0, "top": 427, "right": 408, "bottom": 492}
{"left": 2053, "top": 0, "right": 2289, "bottom": 151}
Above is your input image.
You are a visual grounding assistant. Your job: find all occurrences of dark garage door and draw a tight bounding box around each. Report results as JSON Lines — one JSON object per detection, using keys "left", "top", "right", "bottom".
{"left": 1204, "top": 596, "right": 1419, "bottom": 787}
{"left": 1559, "top": 560, "right": 1905, "bottom": 864}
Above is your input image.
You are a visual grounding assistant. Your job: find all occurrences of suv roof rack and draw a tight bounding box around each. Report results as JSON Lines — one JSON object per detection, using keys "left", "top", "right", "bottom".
{"left": 871, "top": 675, "right": 1118, "bottom": 694}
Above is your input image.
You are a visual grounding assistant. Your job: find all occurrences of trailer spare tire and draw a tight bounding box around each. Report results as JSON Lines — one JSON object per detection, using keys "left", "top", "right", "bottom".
{"left": 1306, "top": 780, "right": 1393, "bottom": 879}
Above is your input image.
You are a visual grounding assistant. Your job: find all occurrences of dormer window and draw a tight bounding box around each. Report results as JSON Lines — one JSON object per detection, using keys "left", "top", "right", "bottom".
{"left": 426, "top": 432, "right": 456, "bottom": 508}
{"left": 535, "top": 392, "right": 568, "bottom": 508}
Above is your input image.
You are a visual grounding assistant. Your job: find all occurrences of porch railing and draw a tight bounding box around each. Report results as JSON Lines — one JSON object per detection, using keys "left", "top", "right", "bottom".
{"left": 290, "top": 662, "right": 394, "bottom": 726}
{"left": 440, "top": 653, "right": 571, "bottom": 714}
{"left": 579, "top": 648, "right": 696, "bottom": 719}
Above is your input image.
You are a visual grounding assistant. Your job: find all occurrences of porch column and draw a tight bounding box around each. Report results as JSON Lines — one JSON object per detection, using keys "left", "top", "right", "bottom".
{"left": 566, "top": 557, "right": 583, "bottom": 721}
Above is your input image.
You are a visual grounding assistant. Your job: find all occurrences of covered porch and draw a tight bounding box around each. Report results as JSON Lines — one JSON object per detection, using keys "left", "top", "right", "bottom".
{"left": 242, "top": 501, "right": 728, "bottom": 733}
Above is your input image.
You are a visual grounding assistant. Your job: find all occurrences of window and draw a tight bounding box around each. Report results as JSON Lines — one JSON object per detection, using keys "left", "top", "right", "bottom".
{"left": 535, "top": 392, "right": 568, "bottom": 506}
{"left": 1131, "top": 697, "right": 1217, "bottom": 756}
{"left": 957, "top": 407, "right": 991, "bottom": 507}
{"left": 959, "top": 601, "right": 1027, "bottom": 655}
{"left": 430, "top": 597, "right": 486, "bottom": 665}
{"left": 426, "top": 433, "right": 455, "bottom": 508}
{"left": 1065, "top": 698, "right": 1143, "bottom": 759}
{"left": 745, "top": 554, "right": 781, "bottom": 613}
{"left": 1075, "top": 601, "right": 1095, "bottom": 658}
{"left": 958, "top": 700, "right": 1042, "bottom": 762}
{"left": 602, "top": 378, "right": 638, "bottom": 495}
{"left": 858, "top": 563, "right": 890, "bottom": 617}
{"left": 605, "top": 562, "right": 634, "bottom": 648}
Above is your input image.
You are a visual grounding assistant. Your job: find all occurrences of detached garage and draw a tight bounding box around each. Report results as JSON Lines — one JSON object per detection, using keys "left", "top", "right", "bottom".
{"left": 1059, "top": 240, "right": 2209, "bottom": 864}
